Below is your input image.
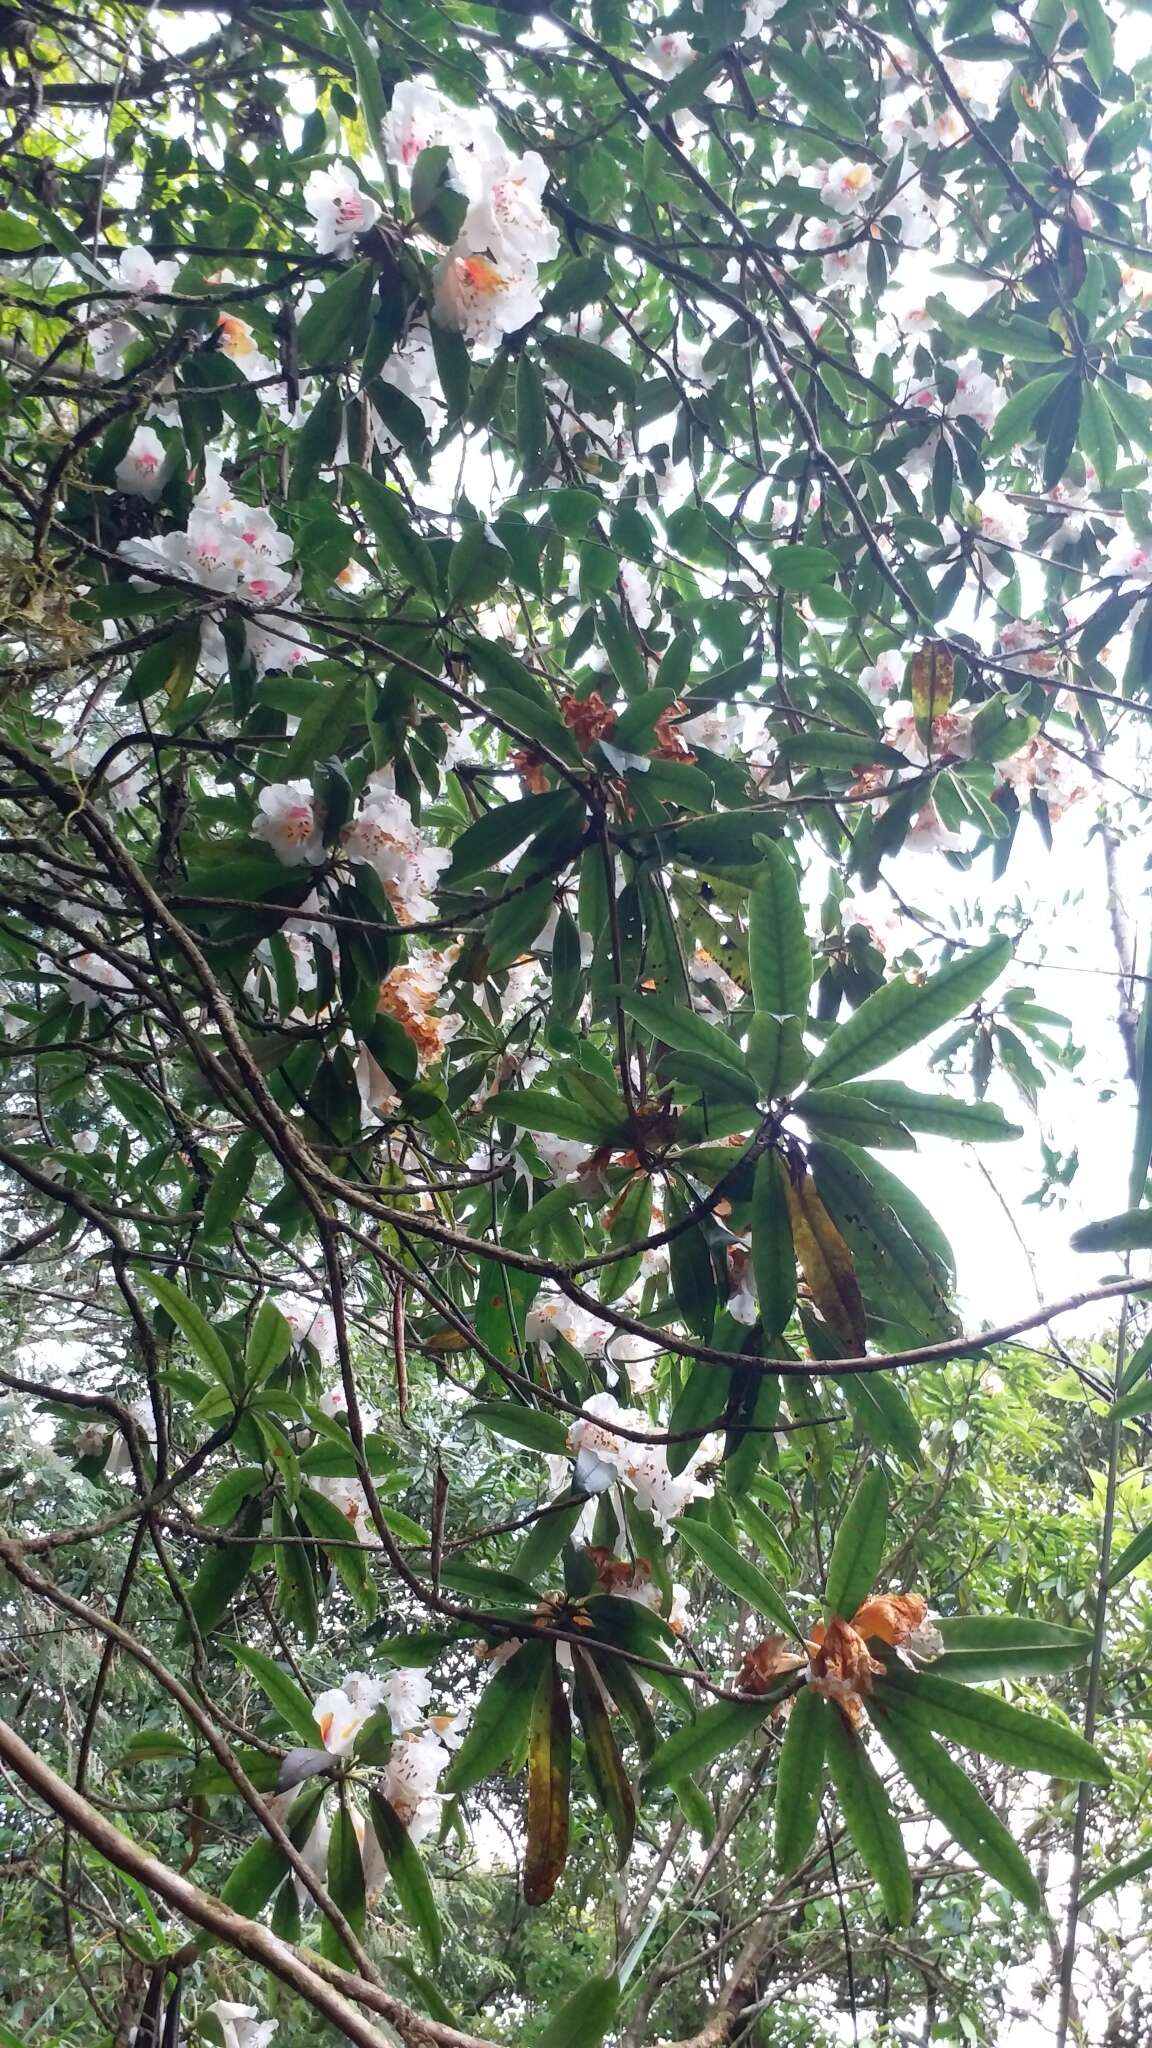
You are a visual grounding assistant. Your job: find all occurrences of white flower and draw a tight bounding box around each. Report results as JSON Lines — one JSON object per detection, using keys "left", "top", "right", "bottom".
{"left": 678, "top": 708, "right": 743, "bottom": 756}
{"left": 342, "top": 783, "right": 451, "bottom": 923}
{"left": 117, "top": 245, "right": 178, "bottom": 298}
{"left": 739, "top": 0, "right": 786, "bottom": 31}
{"left": 605, "top": 1329, "right": 657, "bottom": 1395}
{"left": 251, "top": 781, "right": 325, "bottom": 867}
{"left": 904, "top": 801, "right": 966, "bottom": 854}
{"left": 382, "top": 79, "right": 456, "bottom": 172}
{"left": 376, "top": 949, "right": 461, "bottom": 1071}
{"left": 205, "top": 2001, "right": 277, "bottom": 2048}
{"left": 313, "top": 1474, "right": 380, "bottom": 1545}
{"left": 379, "top": 1666, "right": 433, "bottom": 1734}
{"left": 619, "top": 560, "right": 654, "bottom": 630}
{"left": 114, "top": 425, "right": 168, "bottom": 501}
{"left": 379, "top": 1726, "right": 448, "bottom": 1840}
{"left": 216, "top": 312, "right": 277, "bottom": 384}
{"left": 65, "top": 951, "right": 133, "bottom": 1009}
{"left": 314, "top": 1671, "right": 390, "bottom": 1754}
{"left": 970, "top": 489, "right": 1025, "bottom": 552}
{"left": 1105, "top": 529, "right": 1152, "bottom": 582}
{"left": 526, "top": 1297, "right": 608, "bottom": 1356}
{"left": 668, "top": 1582, "right": 692, "bottom": 1634}
{"left": 304, "top": 165, "right": 380, "bottom": 256}
{"left": 458, "top": 147, "right": 559, "bottom": 269}
{"left": 811, "top": 158, "right": 877, "bottom": 214}
{"left": 858, "top": 648, "right": 905, "bottom": 703}
{"left": 567, "top": 1391, "right": 635, "bottom": 1493}
{"left": 726, "top": 1244, "right": 757, "bottom": 1326}
{"left": 532, "top": 1134, "right": 593, "bottom": 1183}
{"left": 432, "top": 250, "right": 542, "bottom": 349}
{"left": 279, "top": 1297, "right": 338, "bottom": 1366}
{"left": 949, "top": 354, "right": 1002, "bottom": 431}
{"left": 641, "top": 31, "right": 695, "bottom": 78}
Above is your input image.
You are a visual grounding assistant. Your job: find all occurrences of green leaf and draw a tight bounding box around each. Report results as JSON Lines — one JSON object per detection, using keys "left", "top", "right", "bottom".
{"left": 616, "top": 989, "right": 749, "bottom": 1075}
{"left": 328, "top": 0, "right": 392, "bottom": 179}
{"left": 930, "top": 1616, "right": 1092, "bottom": 1681}
{"left": 677, "top": 1518, "right": 799, "bottom": 1638}
{"left": 367, "top": 1790, "right": 442, "bottom": 1963}
{"left": 748, "top": 841, "right": 813, "bottom": 1023}
{"left": 487, "top": 1086, "right": 626, "bottom": 1143}
{"left": 1076, "top": 0, "right": 1114, "bottom": 87}
{"left": 798, "top": 1087, "right": 915, "bottom": 1151}
{"left": 1081, "top": 1841, "right": 1152, "bottom": 1908}
{"left": 774, "top": 1685, "right": 828, "bottom": 1874}
{"left": 824, "top": 1081, "right": 1021, "bottom": 1142}
{"left": 869, "top": 1697, "right": 1043, "bottom": 1910}
{"left": 448, "top": 793, "right": 572, "bottom": 880}
{"left": 825, "top": 1705, "right": 913, "bottom": 1926}
{"left": 177, "top": 1497, "right": 263, "bottom": 1644}
{"left": 1130, "top": 936, "right": 1152, "bottom": 1209}
{"left": 200, "top": 1130, "right": 261, "bottom": 1244}
{"left": 767, "top": 46, "right": 867, "bottom": 142}
{"left": 345, "top": 463, "right": 438, "bottom": 594}
{"left": 226, "top": 1641, "right": 317, "bottom": 1744}
{"left": 986, "top": 370, "right": 1068, "bottom": 455}
{"left": 244, "top": 1299, "right": 292, "bottom": 1387}
{"left": 298, "top": 1483, "right": 377, "bottom": 1617}
{"left": 1070, "top": 1208, "right": 1152, "bottom": 1253}
{"left": 824, "top": 1466, "right": 887, "bottom": 1619}
{"left": 442, "top": 1640, "right": 550, "bottom": 1795}
{"left": 644, "top": 1699, "right": 768, "bottom": 1790}
{"left": 516, "top": 350, "right": 549, "bottom": 471}
{"left": 537, "top": 1976, "right": 619, "bottom": 2048}
{"left": 321, "top": 1796, "right": 366, "bottom": 1965}
{"left": 465, "top": 1402, "right": 569, "bottom": 1455}
{"left": 751, "top": 1150, "right": 795, "bottom": 1340}
{"left": 296, "top": 258, "right": 377, "bottom": 371}
{"left": 876, "top": 1668, "right": 1109, "bottom": 1782}
{"left": 806, "top": 938, "right": 1012, "bottom": 1089}
{"left": 810, "top": 1140, "right": 959, "bottom": 1341}
{"left": 573, "top": 1648, "right": 636, "bottom": 1865}
{"left": 597, "top": 597, "right": 648, "bottom": 700}
{"left": 1106, "top": 1517, "right": 1152, "bottom": 1585}
{"left": 140, "top": 1272, "right": 237, "bottom": 1392}
{"left": 218, "top": 1779, "right": 324, "bottom": 1920}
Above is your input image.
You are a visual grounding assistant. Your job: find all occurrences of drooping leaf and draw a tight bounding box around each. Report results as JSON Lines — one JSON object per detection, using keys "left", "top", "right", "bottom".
{"left": 677, "top": 1517, "right": 799, "bottom": 1638}
{"left": 869, "top": 1696, "right": 1043, "bottom": 1911}
{"left": 572, "top": 1648, "right": 636, "bottom": 1865}
{"left": 825, "top": 1705, "right": 913, "bottom": 1926}
{"left": 524, "top": 1653, "right": 572, "bottom": 1905}
{"left": 442, "top": 1639, "right": 550, "bottom": 1795}
{"left": 751, "top": 1149, "right": 796, "bottom": 1340}
{"left": 367, "top": 1790, "right": 443, "bottom": 1964}
{"left": 774, "top": 1685, "right": 828, "bottom": 1874}
{"left": 875, "top": 1667, "right": 1109, "bottom": 1782}
{"left": 782, "top": 1170, "right": 867, "bottom": 1353}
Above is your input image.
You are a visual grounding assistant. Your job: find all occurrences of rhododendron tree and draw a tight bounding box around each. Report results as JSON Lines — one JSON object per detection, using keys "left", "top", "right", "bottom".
{"left": 5, "top": 0, "right": 1152, "bottom": 2042}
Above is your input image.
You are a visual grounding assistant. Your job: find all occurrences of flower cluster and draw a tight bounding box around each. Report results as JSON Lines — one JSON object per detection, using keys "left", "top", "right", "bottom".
{"left": 313, "top": 1668, "right": 465, "bottom": 1842}
{"left": 119, "top": 456, "right": 310, "bottom": 679}
{"left": 383, "top": 80, "right": 559, "bottom": 348}
{"left": 565, "top": 1391, "right": 719, "bottom": 1537}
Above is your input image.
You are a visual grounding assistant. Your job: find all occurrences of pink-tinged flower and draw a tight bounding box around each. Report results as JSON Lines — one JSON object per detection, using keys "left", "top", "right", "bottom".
{"left": 641, "top": 31, "right": 695, "bottom": 77}
{"left": 116, "top": 245, "right": 178, "bottom": 297}
{"left": 356, "top": 1040, "right": 401, "bottom": 1119}
{"left": 970, "top": 489, "right": 1025, "bottom": 552}
{"left": 995, "top": 735, "right": 1085, "bottom": 819}
{"left": 432, "top": 250, "right": 542, "bottom": 348}
{"left": 114, "top": 425, "right": 168, "bottom": 501}
{"left": 811, "top": 158, "right": 877, "bottom": 214}
{"left": 304, "top": 165, "right": 380, "bottom": 256}
{"left": 526, "top": 1297, "right": 608, "bottom": 1356}
{"left": 342, "top": 782, "right": 451, "bottom": 923}
{"left": 904, "top": 801, "right": 966, "bottom": 854}
{"left": 996, "top": 618, "right": 1061, "bottom": 679}
{"left": 65, "top": 952, "right": 133, "bottom": 1009}
{"left": 459, "top": 147, "right": 559, "bottom": 268}
{"left": 251, "top": 781, "right": 325, "bottom": 866}
{"left": 381, "top": 78, "right": 455, "bottom": 171}
{"left": 205, "top": 2001, "right": 277, "bottom": 2048}
{"left": 216, "top": 312, "right": 276, "bottom": 383}
{"left": 858, "top": 648, "right": 905, "bottom": 702}
{"left": 532, "top": 1134, "right": 593, "bottom": 1183}
{"left": 1106, "top": 530, "right": 1152, "bottom": 582}
{"left": 949, "top": 354, "right": 1003, "bottom": 431}
{"left": 279, "top": 1296, "right": 338, "bottom": 1366}
{"left": 376, "top": 948, "right": 461, "bottom": 1069}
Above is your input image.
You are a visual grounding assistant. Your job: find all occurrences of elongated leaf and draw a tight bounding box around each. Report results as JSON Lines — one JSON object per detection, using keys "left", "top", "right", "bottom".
{"left": 930, "top": 1616, "right": 1092, "bottom": 1681}
{"left": 200, "top": 1129, "right": 260, "bottom": 1244}
{"left": 140, "top": 1272, "right": 236, "bottom": 1392}
{"left": 487, "top": 1087, "right": 625, "bottom": 1143}
{"left": 752, "top": 1149, "right": 796, "bottom": 1339}
{"left": 677, "top": 1517, "right": 799, "bottom": 1638}
{"left": 328, "top": 0, "right": 392, "bottom": 178}
{"left": 869, "top": 1696, "right": 1043, "bottom": 1910}
{"left": 806, "top": 938, "right": 1012, "bottom": 1089}
{"left": 828, "top": 1081, "right": 1022, "bottom": 1142}
{"left": 1081, "top": 1840, "right": 1152, "bottom": 1907}
{"left": 442, "top": 1640, "right": 549, "bottom": 1795}
{"left": 591, "top": 1651, "right": 659, "bottom": 1762}
{"left": 1129, "top": 934, "right": 1152, "bottom": 1208}
{"left": 1107, "top": 1517, "right": 1152, "bottom": 1585}
{"left": 1072, "top": 1207, "right": 1152, "bottom": 1253}
{"left": 825, "top": 1466, "right": 888, "bottom": 1619}
{"left": 775, "top": 1685, "right": 828, "bottom": 1873}
{"left": 537, "top": 1976, "right": 619, "bottom": 2048}
{"left": 367, "top": 1790, "right": 443, "bottom": 1963}
{"left": 825, "top": 1705, "right": 913, "bottom": 1926}
{"left": 346, "top": 463, "right": 438, "bottom": 594}
{"left": 177, "top": 1497, "right": 263, "bottom": 1644}
{"left": 226, "top": 1641, "right": 317, "bottom": 1745}
{"left": 644, "top": 1699, "right": 768, "bottom": 1790}
{"left": 748, "top": 841, "right": 813, "bottom": 1023}
{"left": 783, "top": 1170, "right": 866, "bottom": 1351}
{"left": 877, "top": 1668, "right": 1108, "bottom": 1781}
{"left": 798, "top": 1087, "right": 915, "bottom": 1150}
{"left": 810, "top": 1140, "right": 959, "bottom": 1342}
{"left": 321, "top": 1796, "right": 366, "bottom": 1966}
{"left": 219, "top": 1779, "right": 324, "bottom": 1920}
{"left": 466, "top": 1402, "right": 569, "bottom": 1455}
{"left": 245, "top": 1299, "right": 292, "bottom": 1386}
{"left": 299, "top": 1483, "right": 376, "bottom": 1618}
{"left": 573, "top": 1649, "right": 636, "bottom": 1865}
{"left": 617, "top": 989, "right": 750, "bottom": 1074}
{"left": 524, "top": 1653, "right": 571, "bottom": 1905}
